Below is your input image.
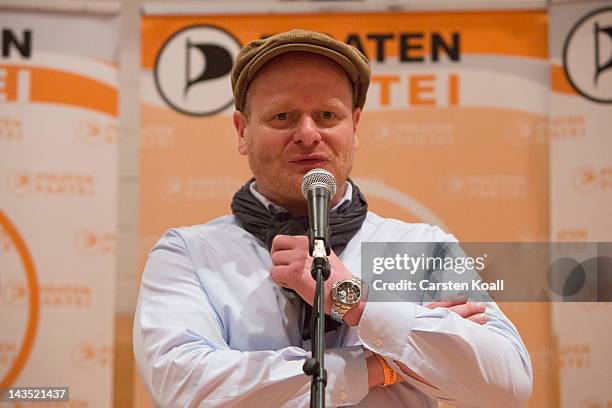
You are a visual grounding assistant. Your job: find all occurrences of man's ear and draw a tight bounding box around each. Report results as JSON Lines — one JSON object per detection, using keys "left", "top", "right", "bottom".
{"left": 352, "top": 107, "right": 361, "bottom": 149}
{"left": 233, "top": 111, "right": 248, "bottom": 155}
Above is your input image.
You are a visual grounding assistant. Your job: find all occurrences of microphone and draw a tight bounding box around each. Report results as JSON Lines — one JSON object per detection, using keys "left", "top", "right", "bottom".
{"left": 301, "top": 168, "right": 337, "bottom": 258}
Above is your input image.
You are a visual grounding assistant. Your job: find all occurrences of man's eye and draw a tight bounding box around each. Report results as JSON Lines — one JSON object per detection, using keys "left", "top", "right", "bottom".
{"left": 275, "top": 112, "right": 288, "bottom": 120}
{"left": 321, "top": 111, "right": 334, "bottom": 120}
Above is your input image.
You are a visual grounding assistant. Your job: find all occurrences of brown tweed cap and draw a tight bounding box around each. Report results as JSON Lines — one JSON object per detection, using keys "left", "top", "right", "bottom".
{"left": 231, "top": 29, "right": 371, "bottom": 111}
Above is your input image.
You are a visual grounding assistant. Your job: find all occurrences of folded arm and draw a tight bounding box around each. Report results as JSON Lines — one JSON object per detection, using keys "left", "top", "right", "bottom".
{"left": 354, "top": 300, "right": 533, "bottom": 407}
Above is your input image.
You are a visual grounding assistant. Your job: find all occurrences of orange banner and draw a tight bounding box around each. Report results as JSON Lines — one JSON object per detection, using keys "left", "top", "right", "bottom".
{"left": 140, "top": 8, "right": 552, "bottom": 407}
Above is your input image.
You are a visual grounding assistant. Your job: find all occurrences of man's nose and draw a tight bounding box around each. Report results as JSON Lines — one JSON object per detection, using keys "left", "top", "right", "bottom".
{"left": 293, "top": 115, "right": 321, "bottom": 147}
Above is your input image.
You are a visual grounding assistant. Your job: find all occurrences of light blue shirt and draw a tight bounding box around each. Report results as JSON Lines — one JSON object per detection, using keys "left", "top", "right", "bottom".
{"left": 134, "top": 191, "right": 532, "bottom": 407}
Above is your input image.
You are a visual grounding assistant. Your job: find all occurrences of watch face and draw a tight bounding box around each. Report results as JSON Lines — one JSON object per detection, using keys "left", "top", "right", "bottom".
{"left": 335, "top": 281, "right": 361, "bottom": 305}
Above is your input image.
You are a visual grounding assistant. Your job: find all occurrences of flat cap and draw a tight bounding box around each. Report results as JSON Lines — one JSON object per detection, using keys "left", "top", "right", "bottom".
{"left": 231, "top": 29, "right": 371, "bottom": 111}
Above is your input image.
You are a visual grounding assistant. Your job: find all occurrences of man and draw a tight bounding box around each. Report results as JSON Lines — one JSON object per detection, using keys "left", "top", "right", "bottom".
{"left": 134, "top": 29, "right": 532, "bottom": 407}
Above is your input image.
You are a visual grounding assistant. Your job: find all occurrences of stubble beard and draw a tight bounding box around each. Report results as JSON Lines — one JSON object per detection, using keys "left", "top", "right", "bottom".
{"left": 248, "top": 149, "right": 355, "bottom": 215}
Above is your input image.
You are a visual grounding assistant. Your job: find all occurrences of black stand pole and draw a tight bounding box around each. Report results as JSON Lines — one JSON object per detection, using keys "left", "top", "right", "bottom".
{"left": 303, "top": 238, "right": 331, "bottom": 408}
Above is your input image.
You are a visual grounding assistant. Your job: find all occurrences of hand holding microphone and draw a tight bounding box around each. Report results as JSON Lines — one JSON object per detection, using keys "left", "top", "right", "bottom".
{"left": 269, "top": 168, "right": 356, "bottom": 317}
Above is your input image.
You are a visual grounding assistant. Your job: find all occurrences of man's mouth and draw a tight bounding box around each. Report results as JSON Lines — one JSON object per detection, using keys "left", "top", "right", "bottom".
{"left": 290, "top": 154, "right": 329, "bottom": 166}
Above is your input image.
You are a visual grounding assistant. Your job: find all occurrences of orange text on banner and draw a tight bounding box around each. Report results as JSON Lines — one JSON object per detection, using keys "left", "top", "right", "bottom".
{"left": 372, "top": 73, "right": 459, "bottom": 106}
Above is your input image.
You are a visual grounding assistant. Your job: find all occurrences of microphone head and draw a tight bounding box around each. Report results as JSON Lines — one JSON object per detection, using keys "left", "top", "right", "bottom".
{"left": 301, "top": 168, "right": 337, "bottom": 199}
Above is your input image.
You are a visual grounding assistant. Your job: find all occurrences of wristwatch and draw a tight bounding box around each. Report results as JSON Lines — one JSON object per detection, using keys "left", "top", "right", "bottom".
{"left": 330, "top": 276, "right": 366, "bottom": 323}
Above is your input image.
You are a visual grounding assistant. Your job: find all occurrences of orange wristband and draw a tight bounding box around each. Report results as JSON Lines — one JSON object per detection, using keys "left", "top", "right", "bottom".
{"left": 373, "top": 353, "right": 399, "bottom": 387}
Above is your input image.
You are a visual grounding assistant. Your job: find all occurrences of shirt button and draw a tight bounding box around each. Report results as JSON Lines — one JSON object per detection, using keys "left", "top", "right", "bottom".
{"left": 338, "top": 391, "right": 348, "bottom": 401}
{"left": 374, "top": 337, "right": 384, "bottom": 348}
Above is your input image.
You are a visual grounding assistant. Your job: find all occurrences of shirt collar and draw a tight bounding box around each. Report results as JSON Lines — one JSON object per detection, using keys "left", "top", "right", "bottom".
{"left": 249, "top": 180, "right": 352, "bottom": 215}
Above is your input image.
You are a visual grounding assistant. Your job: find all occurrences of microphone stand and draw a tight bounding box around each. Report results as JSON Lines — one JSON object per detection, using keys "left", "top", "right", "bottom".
{"left": 303, "top": 233, "right": 331, "bottom": 408}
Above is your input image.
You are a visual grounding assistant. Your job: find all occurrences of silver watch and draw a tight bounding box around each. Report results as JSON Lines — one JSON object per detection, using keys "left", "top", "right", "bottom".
{"left": 330, "top": 276, "right": 367, "bottom": 323}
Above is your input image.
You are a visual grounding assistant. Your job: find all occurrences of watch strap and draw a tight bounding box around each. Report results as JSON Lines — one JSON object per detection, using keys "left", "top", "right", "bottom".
{"left": 330, "top": 301, "right": 352, "bottom": 323}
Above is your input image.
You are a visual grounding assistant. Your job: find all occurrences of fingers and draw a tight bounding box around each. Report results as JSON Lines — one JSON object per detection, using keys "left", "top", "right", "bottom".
{"left": 426, "top": 300, "right": 467, "bottom": 310}
{"left": 466, "top": 313, "right": 488, "bottom": 325}
{"left": 270, "top": 265, "right": 294, "bottom": 287}
{"left": 448, "top": 302, "right": 488, "bottom": 325}
{"left": 447, "top": 302, "right": 486, "bottom": 318}
{"left": 425, "top": 294, "right": 468, "bottom": 310}
{"left": 428, "top": 300, "right": 488, "bottom": 325}
{"left": 271, "top": 249, "right": 304, "bottom": 266}
{"left": 269, "top": 236, "right": 311, "bottom": 290}
{"left": 271, "top": 235, "right": 308, "bottom": 253}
